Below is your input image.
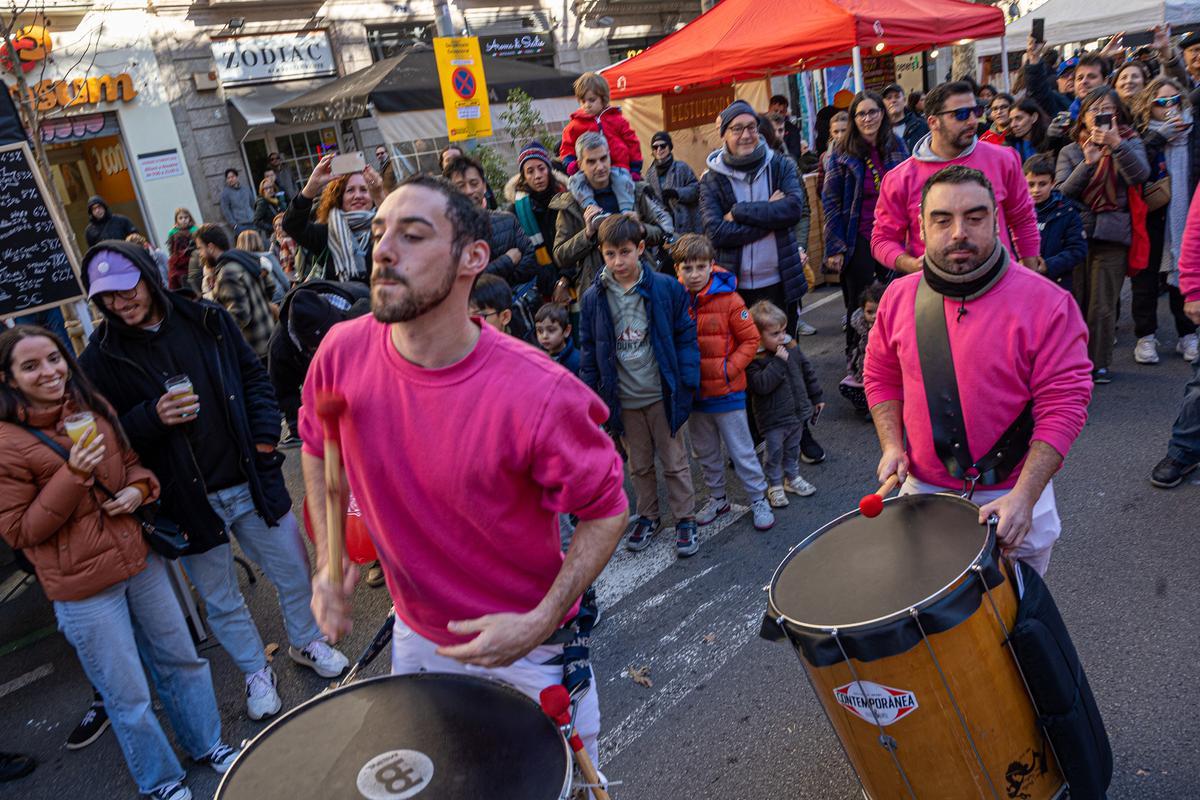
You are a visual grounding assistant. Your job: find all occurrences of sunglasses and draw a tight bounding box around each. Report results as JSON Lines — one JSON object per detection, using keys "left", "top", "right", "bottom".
{"left": 1152, "top": 95, "right": 1182, "bottom": 108}
{"left": 935, "top": 105, "right": 985, "bottom": 122}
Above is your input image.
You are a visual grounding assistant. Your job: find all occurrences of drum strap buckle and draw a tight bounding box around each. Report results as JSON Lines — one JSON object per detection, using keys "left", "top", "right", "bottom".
{"left": 961, "top": 469, "right": 980, "bottom": 500}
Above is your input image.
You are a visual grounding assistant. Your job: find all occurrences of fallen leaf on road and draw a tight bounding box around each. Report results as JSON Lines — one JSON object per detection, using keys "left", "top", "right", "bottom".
{"left": 1135, "top": 769, "right": 1151, "bottom": 777}
{"left": 264, "top": 643, "right": 279, "bottom": 663}
{"left": 629, "top": 665, "right": 653, "bottom": 688}
{"left": 702, "top": 633, "right": 717, "bottom": 644}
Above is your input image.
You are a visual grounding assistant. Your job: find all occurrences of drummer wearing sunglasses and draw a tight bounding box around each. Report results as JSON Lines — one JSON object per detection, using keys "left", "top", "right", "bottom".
{"left": 864, "top": 166, "right": 1092, "bottom": 576}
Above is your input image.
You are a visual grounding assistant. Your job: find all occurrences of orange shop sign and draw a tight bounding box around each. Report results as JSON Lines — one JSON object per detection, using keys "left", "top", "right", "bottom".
{"left": 4, "top": 26, "right": 138, "bottom": 111}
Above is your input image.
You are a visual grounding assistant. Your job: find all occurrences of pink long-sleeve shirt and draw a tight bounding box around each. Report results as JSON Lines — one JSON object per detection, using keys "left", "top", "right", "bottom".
{"left": 300, "top": 318, "right": 628, "bottom": 647}
{"left": 1179, "top": 183, "right": 1200, "bottom": 303}
{"left": 870, "top": 140, "right": 1041, "bottom": 269}
{"left": 864, "top": 266, "right": 1093, "bottom": 491}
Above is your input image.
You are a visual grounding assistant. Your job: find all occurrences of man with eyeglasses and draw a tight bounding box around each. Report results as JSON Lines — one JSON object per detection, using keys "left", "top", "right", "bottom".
{"left": 871, "top": 81, "right": 1040, "bottom": 275}
{"left": 700, "top": 100, "right": 810, "bottom": 337}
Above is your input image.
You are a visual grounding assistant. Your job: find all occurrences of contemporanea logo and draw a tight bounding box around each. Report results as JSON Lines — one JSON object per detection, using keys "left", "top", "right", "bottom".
{"left": 834, "top": 680, "right": 918, "bottom": 726}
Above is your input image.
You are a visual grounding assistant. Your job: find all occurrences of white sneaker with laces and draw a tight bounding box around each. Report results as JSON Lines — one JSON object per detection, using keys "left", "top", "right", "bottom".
{"left": 751, "top": 498, "right": 776, "bottom": 530}
{"left": 767, "top": 485, "right": 789, "bottom": 508}
{"left": 289, "top": 639, "right": 350, "bottom": 678}
{"left": 150, "top": 781, "right": 192, "bottom": 800}
{"left": 197, "top": 742, "right": 240, "bottom": 774}
{"left": 245, "top": 666, "right": 281, "bottom": 721}
{"left": 695, "top": 495, "right": 731, "bottom": 525}
{"left": 1134, "top": 335, "right": 1159, "bottom": 364}
{"left": 785, "top": 474, "right": 817, "bottom": 497}
{"left": 1178, "top": 333, "right": 1199, "bottom": 363}
{"left": 796, "top": 320, "right": 817, "bottom": 336}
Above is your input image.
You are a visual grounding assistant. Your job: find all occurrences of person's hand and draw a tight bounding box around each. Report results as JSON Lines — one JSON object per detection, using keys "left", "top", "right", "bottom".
{"left": 311, "top": 558, "right": 360, "bottom": 644}
{"left": 1082, "top": 139, "right": 1103, "bottom": 165}
{"left": 437, "top": 610, "right": 557, "bottom": 668}
{"left": 877, "top": 445, "right": 909, "bottom": 485}
{"left": 1024, "top": 36, "right": 1045, "bottom": 66}
{"left": 661, "top": 188, "right": 678, "bottom": 203}
{"left": 101, "top": 486, "right": 143, "bottom": 516}
{"left": 769, "top": 189, "right": 786, "bottom": 202}
{"left": 1094, "top": 126, "right": 1121, "bottom": 149}
{"left": 1046, "top": 116, "right": 1069, "bottom": 140}
{"left": 156, "top": 391, "right": 199, "bottom": 426}
{"left": 301, "top": 154, "right": 337, "bottom": 200}
{"left": 826, "top": 253, "right": 845, "bottom": 273}
{"left": 584, "top": 205, "right": 604, "bottom": 237}
{"left": 977, "top": 489, "right": 1036, "bottom": 554}
{"left": 723, "top": 210, "right": 735, "bottom": 222}
{"left": 1098, "top": 31, "right": 1126, "bottom": 58}
{"left": 896, "top": 253, "right": 923, "bottom": 274}
{"left": 68, "top": 433, "right": 106, "bottom": 475}
{"left": 1185, "top": 300, "right": 1200, "bottom": 325}
{"left": 812, "top": 402, "right": 826, "bottom": 420}
{"left": 1154, "top": 23, "right": 1172, "bottom": 59}
{"left": 505, "top": 247, "right": 523, "bottom": 263}
{"left": 774, "top": 345, "right": 789, "bottom": 361}
{"left": 1033, "top": 256, "right": 1048, "bottom": 274}
{"left": 362, "top": 165, "right": 387, "bottom": 207}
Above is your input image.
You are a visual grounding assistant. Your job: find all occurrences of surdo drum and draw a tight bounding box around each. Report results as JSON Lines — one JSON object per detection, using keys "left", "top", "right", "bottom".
{"left": 763, "top": 493, "right": 1067, "bottom": 799}
{"left": 216, "top": 673, "right": 573, "bottom": 800}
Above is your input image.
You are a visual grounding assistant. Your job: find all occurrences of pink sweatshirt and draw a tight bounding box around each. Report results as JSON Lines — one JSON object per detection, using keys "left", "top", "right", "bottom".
{"left": 1179, "top": 183, "right": 1200, "bottom": 303}
{"left": 300, "top": 318, "right": 628, "bottom": 647}
{"left": 870, "top": 139, "right": 1041, "bottom": 269}
{"left": 864, "top": 267, "right": 1093, "bottom": 490}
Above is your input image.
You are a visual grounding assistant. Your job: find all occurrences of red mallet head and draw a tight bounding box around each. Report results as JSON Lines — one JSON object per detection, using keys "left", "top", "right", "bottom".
{"left": 539, "top": 684, "right": 572, "bottom": 726}
{"left": 315, "top": 391, "right": 347, "bottom": 439}
{"left": 859, "top": 493, "right": 885, "bottom": 518}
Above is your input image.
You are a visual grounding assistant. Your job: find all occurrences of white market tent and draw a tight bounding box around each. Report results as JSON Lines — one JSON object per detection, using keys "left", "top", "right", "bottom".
{"left": 976, "top": 0, "right": 1200, "bottom": 56}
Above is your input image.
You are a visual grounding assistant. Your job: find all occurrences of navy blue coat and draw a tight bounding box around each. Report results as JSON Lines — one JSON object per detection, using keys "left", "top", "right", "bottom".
{"left": 1037, "top": 191, "right": 1087, "bottom": 291}
{"left": 821, "top": 138, "right": 909, "bottom": 261}
{"left": 578, "top": 263, "right": 700, "bottom": 438}
{"left": 699, "top": 153, "right": 809, "bottom": 306}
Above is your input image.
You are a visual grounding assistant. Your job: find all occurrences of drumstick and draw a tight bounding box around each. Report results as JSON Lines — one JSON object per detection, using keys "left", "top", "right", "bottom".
{"left": 316, "top": 392, "right": 348, "bottom": 586}
{"left": 858, "top": 474, "right": 900, "bottom": 518}
{"left": 539, "top": 685, "right": 611, "bottom": 800}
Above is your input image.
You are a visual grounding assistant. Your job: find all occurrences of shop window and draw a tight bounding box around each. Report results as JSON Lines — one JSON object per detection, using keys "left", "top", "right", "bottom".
{"left": 367, "top": 23, "right": 435, "bottom": 62}
{"left": 274, "top": 127, "right": 339, "bottom": 184}
{"left": 607, "top": 35, "right": 667, "bottom": 65}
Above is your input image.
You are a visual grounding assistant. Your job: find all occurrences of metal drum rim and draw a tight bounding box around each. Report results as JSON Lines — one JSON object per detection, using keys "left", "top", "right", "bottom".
{"left": 214, "top": 671, "right": 575, "bottom": 800}
{"left": 766, "top": 492, "right": 995, "bottom": 632}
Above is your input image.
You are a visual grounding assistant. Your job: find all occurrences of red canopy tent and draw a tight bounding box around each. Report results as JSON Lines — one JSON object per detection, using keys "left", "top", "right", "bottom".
{"left": 605, "top": 0, "right": 1006, "bottom": 99}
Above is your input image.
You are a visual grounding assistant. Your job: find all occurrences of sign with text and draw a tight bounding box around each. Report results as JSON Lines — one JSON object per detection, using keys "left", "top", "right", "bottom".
{"left": 433, "top": 37, "right": 492, "bottom": 142}
{"left": 662, "top": 85, "right": 736, "bottom": 132}
{"left": 861, "top": 55, "right": 896, "bottom": 93}
{"left": 480, "top": 33, "right": 552, "bottom": 58}
{"left": 137, "top": 149, "right": 184, "bottom": 182}
{"left": 0, "top": 142, "right": 84, "bottom": 317}
{"left": 212, "top": 31, "right": 337, "bottom": 87}
{"left": 894, "top": 53, "right": 924, "bottom": 97}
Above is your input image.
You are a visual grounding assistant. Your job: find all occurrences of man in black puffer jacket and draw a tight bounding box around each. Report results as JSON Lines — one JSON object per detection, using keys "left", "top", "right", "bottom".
{"left": 79, "top": 241, "right": 348, "bottom": 720}
{"left": 84, "top": 195, "right": 137, "bottom": 247}
{"left": 443, "top": 155, "right": 538, "bottom": 289}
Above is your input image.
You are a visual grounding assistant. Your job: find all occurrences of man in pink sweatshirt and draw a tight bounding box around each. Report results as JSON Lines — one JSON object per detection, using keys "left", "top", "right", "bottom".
{"left": 1151, "top": 182, "right": 1200, "bottom": 487}
{"left": 871, "top": 80, "right": 1042, "bottom": 273}
{"left": 866, "top": 166, "right": 1092, "bottom": 575}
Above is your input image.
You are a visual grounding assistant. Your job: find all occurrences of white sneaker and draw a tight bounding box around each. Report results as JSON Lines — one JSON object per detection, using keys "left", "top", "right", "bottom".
{"left": 796, "top": 320, "right": 817, "bottom": 336}
{"left": 785, "top": 474, "right": 817, "bottom": 497}
{"left": 289, "top": 639, "right": 350, "bottom": 678}
{"left": 767, "top": 485, "right": 789, "bottom": 508}
{"left": 245, "top": 667, "right": 281, "bottom": 721}
{"left": 149, "top": 782, "right": 192, "bottom": 800}
{"left": 751, "top": 498, "right": 776, "bottom": 531}
{"left": 695, "top": 495, "right": 731, "bottom": 525}
{"left": 1134, "top": 335, "right": 1159, "bottom": 364}
{"left": 1178, "top": 333, "right": 1199, "bottom": 363}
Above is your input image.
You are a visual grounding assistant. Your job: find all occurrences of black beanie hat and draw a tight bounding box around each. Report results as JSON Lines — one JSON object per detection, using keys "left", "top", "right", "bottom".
{"left": 650, "top": 131, "right": 673, "bottom": 149}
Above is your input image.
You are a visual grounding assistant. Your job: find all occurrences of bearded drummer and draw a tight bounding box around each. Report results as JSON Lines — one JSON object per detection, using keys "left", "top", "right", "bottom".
{"left": 300, "top": 175, "right": 629, "bottom": 762}
{"left": 865, "top": 166, "right": 1092, "bottom": 575}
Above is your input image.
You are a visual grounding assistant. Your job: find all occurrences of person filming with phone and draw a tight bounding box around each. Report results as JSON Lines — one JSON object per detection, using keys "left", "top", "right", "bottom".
{"left": 1055, "top": 86, "right": 1150, "bottom": 384}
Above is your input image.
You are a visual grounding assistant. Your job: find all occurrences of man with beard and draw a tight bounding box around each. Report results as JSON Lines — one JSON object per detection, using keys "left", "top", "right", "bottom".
{"left": 300, "top": 174, "right": 628, "bottom": 764}
{"left": 865, "top": 166, "right": 1092, "bottom": 575}
{"left": 871, "top": 81, "right": 1041, "bottom": 274}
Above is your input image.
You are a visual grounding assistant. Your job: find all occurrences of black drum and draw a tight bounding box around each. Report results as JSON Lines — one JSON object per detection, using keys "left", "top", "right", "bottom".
{"left": 216, "top": 673, "right": 573, "bottom": 800}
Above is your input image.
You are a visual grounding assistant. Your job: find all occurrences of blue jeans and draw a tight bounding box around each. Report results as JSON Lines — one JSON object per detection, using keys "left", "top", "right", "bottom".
{"left": 1168, "top": 357, "right": 1200, "bottom": 464}
{"left": 182, "top": 483, "right": 319, "bottom": 674}
{"left": 54, "top": 555, "right": 222, "bottom": 795}
{"left": 568, "top": 167, "right": 636, "bottom": 212}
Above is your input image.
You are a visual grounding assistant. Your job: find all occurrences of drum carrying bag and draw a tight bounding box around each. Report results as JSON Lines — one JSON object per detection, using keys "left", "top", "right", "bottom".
{"left": 1009, "top": 561, "right": 1112, "bottom": 799}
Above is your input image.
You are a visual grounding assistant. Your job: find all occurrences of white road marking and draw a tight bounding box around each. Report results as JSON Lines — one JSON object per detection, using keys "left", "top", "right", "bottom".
{"left": 0, "top": 663, "right": 53, "bottom": 700}
{"left": 799, "top": 289, "right": 844, "bottom": 316}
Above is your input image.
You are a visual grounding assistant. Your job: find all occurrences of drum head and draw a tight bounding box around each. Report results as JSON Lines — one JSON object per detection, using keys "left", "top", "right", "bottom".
{"left": 770, "top": 493, "right": 988, "bottom": 629}
{"left": 217, "top": 673, "right": 571, "bottom": 800}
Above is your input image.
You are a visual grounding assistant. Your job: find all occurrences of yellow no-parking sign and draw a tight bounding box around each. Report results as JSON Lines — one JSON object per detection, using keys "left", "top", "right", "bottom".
{"left": 434, "top": 37, "right": 492, "bottom": 142}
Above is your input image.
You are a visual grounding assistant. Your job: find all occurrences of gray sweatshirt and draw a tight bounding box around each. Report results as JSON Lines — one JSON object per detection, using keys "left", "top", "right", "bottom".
{"left": 602, "top": 265, "right": 662, "bottom": 409}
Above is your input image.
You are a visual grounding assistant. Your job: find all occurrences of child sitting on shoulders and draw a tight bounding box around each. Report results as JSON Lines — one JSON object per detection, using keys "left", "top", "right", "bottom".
{"left": 559, "top": 72, "right": 641, "bottom": 216}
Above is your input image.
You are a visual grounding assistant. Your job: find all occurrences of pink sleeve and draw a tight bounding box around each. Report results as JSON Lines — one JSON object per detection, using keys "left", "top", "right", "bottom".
{"left": 1003, "top": 149, "right": 1041, "bottom": 261}
{"left": 863, "top": 290, "right": 905, "bottom": 408}
{"left": 1028, "top": 294, "right": 1093, "bottom": 459}
{"left": 1179, "top": 183, "right": 1200, "bottom": 302}
{"left": 529, "top": 374, "right": 629, "bottom": 521}
{"left": 871, "top": 170, "right": 910, "bottom": 269}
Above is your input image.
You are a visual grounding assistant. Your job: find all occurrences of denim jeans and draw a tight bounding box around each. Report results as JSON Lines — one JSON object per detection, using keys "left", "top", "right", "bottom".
{"left": 568, "top": 167, "right": 636, "bottom": 212}
{"left": 54, "top": 555, "right": 222, "bottom": 795}
{"left": 183, "top": 483, "right": 319, "bottom": 674}
{"left": 1168, "top": 357, "right": 1200, "bottom": 465}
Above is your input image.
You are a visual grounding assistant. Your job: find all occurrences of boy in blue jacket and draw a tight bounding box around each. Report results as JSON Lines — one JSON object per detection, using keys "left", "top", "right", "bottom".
{"left": 579, "top": 213, "right": 701, "bottom": 557}
{"left": 1025, "top": 153, "right": 1086, "bottom": 294}
{"left": 535, "top": 302, "right": 580, "bottom": 375}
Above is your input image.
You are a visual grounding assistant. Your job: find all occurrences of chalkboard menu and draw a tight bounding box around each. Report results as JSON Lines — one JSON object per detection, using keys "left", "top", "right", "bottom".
{"left": 0, "top": 142, "right": 84, "bottom": 317}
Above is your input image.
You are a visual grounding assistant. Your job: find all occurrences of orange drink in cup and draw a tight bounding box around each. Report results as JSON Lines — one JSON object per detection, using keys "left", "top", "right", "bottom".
{"left": 64, "top": 412, "right": 96, "bottom": 446}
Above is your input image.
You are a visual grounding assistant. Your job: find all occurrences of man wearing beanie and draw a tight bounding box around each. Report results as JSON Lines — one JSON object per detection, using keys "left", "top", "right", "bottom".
{"left": 646, "top": 131, "right": 702, "bottom": 237}
{"left": 700, "top": 100, "right": 809, "bottom": 336}
{"left": 506, "top": 141, "right": 570, "bottom": 300}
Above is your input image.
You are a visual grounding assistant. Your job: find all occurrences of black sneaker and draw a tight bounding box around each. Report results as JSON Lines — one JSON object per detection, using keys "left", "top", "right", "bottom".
{"left": 66, "top": 702, "right": 110, "bottom": 750}
{"left": 0, "top": 752, "right": 35, "bottom": 782}
{"left": 1151, "top": 456, "right": 1199, "bottom": 489}
{"left": 800, "top": 426, "right": 826, "bottom": 465}
{"left": 675, "top": 519, "right": 699, "bottom": 557}
{"left": 1092, "top": 368, "right": 1112, "bottom": 384}
{"left": 149, "top": 781, "right": 192, "bottom": 800}
{"left": 195, "top": 742, "right": 239, "bottom": 774}
{"left": 624, "top": 516, "right": 660, "bottom": 552}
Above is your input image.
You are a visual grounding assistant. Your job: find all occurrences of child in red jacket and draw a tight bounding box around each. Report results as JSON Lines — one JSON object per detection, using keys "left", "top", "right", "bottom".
{"left": 673, "top": 235, "right": 775, "bottom": 532}
{"left": 560, "top": 72, "right": 641, "bottom": 216}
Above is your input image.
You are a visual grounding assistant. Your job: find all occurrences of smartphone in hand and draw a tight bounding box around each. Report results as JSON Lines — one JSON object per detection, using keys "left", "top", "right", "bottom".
{"left": 330, "top": 152, "right": 367, "bottom": 176}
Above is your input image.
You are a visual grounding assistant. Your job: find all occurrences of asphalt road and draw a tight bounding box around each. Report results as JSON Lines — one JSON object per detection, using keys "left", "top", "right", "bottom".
{"left": 3, "top": 285, "right": 1199, "bottom": 799}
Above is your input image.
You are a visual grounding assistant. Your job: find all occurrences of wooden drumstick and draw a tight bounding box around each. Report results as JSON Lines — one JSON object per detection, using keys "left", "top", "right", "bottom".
{"left": 316, "top": 392, "right": 348, "bottom": 585}
{"left": 539, "top": 685, "right": 611, "bottom": 800}
{"left": 858, "top": 474, "right": 901, "bottom": 518}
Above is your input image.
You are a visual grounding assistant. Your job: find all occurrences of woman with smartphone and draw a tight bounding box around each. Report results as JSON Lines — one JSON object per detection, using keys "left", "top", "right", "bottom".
{"left": 1130, "top": 77, "right": 1198, "bottom": 365}
{"left": 1056, "top": 86, "right": 1150, "bottom": 384}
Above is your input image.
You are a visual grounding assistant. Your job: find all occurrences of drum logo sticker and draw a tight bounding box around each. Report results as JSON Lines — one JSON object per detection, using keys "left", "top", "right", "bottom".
{"left": 833, "top": 680, "right": 918, "bottom": 726}
{"left": 357, "top": 750, "right": 434, "bottom": 799}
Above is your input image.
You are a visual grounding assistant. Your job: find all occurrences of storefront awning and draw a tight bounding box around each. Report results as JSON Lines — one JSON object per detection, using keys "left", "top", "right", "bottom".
{"left": 226, "top": 79, "right": 335, "bottom": 135}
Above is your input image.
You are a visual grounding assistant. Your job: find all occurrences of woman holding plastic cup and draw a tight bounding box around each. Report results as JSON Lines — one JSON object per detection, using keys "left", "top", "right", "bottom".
{"left": 0, "top": 325, "right": 236, "bottom": 800}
